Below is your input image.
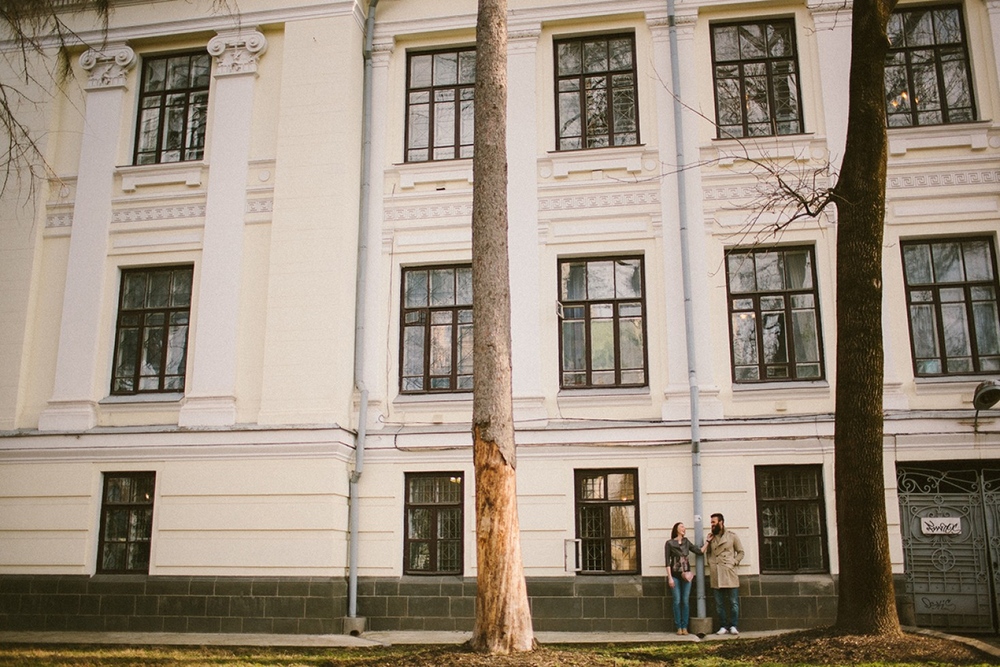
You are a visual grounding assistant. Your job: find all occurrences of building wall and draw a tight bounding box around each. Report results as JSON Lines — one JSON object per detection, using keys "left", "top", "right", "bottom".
{"left": 0, "top": 0, "right": 998, "bottom": 634}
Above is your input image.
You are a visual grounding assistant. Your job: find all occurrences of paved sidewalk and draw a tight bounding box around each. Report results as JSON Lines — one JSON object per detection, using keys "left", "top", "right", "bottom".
{"left": 0, "top": 629, "right": 785, "bottom": 648}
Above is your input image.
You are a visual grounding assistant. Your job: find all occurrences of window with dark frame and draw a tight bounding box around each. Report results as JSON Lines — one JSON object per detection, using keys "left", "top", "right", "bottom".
{"left": 885, "top": 5, "right": 975, "bottom": 127}
{"left": 574, "top": 469, "right": 639, "bottom": 574}
{"left": 400, "top": 265, "right": 473, "bottom": 393}
{"left": 405, "top": 48, "right": 476, "bottom": 162}
{"left": 710, "top": 19, "right": 804, "bottom": 138}
{"left": 726, "top": 246, "right": 824, "bottom": 383}
{"left": 404, "top": 472, "right": 464, "bottom": 575}
{"left": 134, "top": 51, "right": 211, "bottom": 165}
{"left": 901, "top": 237, "right": 1000, "bottom": 376}
{"left": 558, "top": 256, "right": 647, "bottom": 389}
{"left": 755, "top": 465, "right": 828, "bottom": 573}
{"left": 111, "top": 265, "right": 193, "bottom": 395}
{"left": 97, "top": 472, "right": 156, "bottom": 574}
{"left": 554, "top": 33, "right": 639, "bottom": 151}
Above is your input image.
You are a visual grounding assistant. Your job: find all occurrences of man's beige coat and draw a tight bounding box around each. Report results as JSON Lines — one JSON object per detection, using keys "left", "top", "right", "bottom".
{"left": 706, "top": 529, "right": 744, "bottom": 589}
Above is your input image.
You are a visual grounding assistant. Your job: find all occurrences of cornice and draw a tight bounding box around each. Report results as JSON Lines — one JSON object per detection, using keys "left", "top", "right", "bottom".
{"left": 6, "top": 1, "right": 361, "bottom": 51}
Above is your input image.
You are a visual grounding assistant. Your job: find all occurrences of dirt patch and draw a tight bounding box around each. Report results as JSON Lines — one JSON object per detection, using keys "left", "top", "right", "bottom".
{"left": 710, "top": 627, "right": 997, "bottom": 665}
{"left": 314, "top": 630, "right": 997, "bottom": 666}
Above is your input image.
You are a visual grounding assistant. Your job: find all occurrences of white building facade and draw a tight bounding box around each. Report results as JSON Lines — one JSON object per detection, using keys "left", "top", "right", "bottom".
{"left": 1, "top": 0, "right": 998, "bottom": 635}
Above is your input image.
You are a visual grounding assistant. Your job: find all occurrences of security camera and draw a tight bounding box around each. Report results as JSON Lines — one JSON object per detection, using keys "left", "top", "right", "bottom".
{"left": 973, "top": 380, "right": 1000, "bottom": 411}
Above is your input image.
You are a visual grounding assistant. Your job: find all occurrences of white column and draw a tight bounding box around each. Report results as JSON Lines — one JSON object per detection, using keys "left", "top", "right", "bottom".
{"left": 38, "top": 46, "right": 135, "bottom": 432}
{"left": 506, "top": 25, "right": 547, "bottom": 427}
{"left": 178, "top": 30, "right": 266, "bottom": 427}
{"left": 810, "top": 1, "right": 853, "bottom": 167}
{"left": 649, "top": 16, "right": 723, "bottom": 422}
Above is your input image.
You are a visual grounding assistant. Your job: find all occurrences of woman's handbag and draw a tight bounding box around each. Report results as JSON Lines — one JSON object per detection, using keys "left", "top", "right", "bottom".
{"left": 673, "top": 554, "right": 694, "bottom": 582}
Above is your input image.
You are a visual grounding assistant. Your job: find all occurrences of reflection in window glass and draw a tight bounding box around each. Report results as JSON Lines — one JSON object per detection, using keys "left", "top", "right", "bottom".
{"left": 400, "top": 265, "right": 473, "bottom": 393}
{"left": 575, "top": 469, "right": 639, "bottom": 574}
{"left": 726, "top": 247, "right": 824, "bottom": 382}
{"left": 755, "top": 465, "right": 827, "bottom": 573}
{"left": 885, "top": 6, "right": 975, "bottom": 127}
{"left": 404, "top": 473, "right": 464, "bottom": 574}
{"left": 558, "top": 257, "right": 647, "bottom": 389}
{"left": 901, "top": 238, "right": 1000, "bottom": 376}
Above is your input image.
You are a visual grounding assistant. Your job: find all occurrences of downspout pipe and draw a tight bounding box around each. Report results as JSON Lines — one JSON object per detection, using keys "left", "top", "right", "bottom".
{"left": 348, "top": 0, "right": 379, "bottom": 624}
{"left": 666, "top": 0, "right": 707, "bottom": 620}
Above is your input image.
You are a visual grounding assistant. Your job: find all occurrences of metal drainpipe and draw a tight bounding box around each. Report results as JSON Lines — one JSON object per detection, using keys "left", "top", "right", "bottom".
{"left": 348, "top": 0, "right": 379, "bottom": 623}
{"left": 666, "top": 0, "right": 707, "bottom": 620}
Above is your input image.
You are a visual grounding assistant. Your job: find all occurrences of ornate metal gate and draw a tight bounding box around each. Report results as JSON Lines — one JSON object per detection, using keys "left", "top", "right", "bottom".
{"left": 896, "top": 464, "right": 1000, "bottom": 633}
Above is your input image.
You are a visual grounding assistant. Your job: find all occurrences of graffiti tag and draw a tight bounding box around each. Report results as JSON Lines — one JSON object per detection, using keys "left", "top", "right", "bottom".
{"left": 920, "top": 597, "right": 957, "bottom": 612}
{"left": 921, "top": 517, "right": 961, "bottom": 535}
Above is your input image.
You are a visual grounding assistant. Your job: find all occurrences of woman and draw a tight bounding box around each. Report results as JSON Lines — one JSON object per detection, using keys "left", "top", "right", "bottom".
{"left": 664, "top": 521, "right": 702, "bottom": 635}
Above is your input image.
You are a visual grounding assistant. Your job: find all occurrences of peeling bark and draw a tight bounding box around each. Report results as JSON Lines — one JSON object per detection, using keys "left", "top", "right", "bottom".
{"left": 468, "top": 0, "right": 534, "bottom": 653}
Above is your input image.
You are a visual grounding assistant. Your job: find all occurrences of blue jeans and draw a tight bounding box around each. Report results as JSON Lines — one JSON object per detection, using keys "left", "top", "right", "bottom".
{"left": 671, "top": 577, "right": 693, "bottom": 630}
{"left": 713, "top": 587, "right": 740, "bottom": 629}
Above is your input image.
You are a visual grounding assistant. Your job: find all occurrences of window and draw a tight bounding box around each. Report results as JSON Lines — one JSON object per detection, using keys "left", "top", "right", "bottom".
{"left": 111, "top": 266, "right": 193, "bottom": 395}
{"left": 901, "top": 238, "right": 1000, "bottom": 376}
{"left": 400, "top": 265, "right": 473, "bottom": 393}
{"left": 404, "top": 473, "right": 464, "bottom": 575}
{"left": 97, "top": 472, "right": 156, "bottom": 574}
{"left": 885, "top": 5, "right": 975, "bottom": 127}
{"left": 558, "top": 257, "right": 647, "bottom": 388}
{"left": 755, "top": 465, "right": 828, "bottom": 573}
{"left": 554, "top": 33, "right": 639, "bottom": 150}
{"left": 134, "top": 51, "right": 211, "bottom": 165}
{"left": 711, "top": 19, "right": 803, "bottom": 138}
{"left": 575, "top": 469, "right": 639, "bottom": 574}
{"left": 405, "top": 48, "right": 476, "bottom": 162}
{"left": 726, "top": 246, "right": 824, "bottom": 382}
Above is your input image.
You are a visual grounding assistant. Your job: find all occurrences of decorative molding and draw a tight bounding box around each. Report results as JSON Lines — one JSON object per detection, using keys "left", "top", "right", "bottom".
{"left": 112, "top": 204, "right": 206, "bottom": 224}
{"left": 385, "top": 202, "right": 473, "bottom": 222}
{"left": 246, "top": 198, "right": 273, "bottom": 214}
{"left": 539, "top": 146, "right": 659, "bottom": 179}
{"left": 79, "top": 45, "right": 135, "bottom": 90}
{"left": 888, "top": 170, "right": 1000, "bottom": 190}
{"left": 208, "top": 29, "right": 267, "bottom": 76}
{"left": 46, "top": 212, "right": 74, "bottom": 228}
{"left": 538, "top": 190, "right": 660, "bottom": 212}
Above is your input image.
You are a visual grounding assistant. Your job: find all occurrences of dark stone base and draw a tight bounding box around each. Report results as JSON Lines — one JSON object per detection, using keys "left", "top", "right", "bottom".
{"left": 0, "top": 575, "right": 346, "bottom": 634}
{"left": 2, "top": 573, "right": 911, "bottom": 634}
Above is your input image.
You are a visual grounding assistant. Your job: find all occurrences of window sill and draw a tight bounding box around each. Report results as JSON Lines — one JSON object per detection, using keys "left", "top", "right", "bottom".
{"left": 539, "top": 144, "right": 657, "bottom": 179}
{"left": 389, "top": 159, "right": 474, "bottom": 190}
{"left": 705, "top": 133, "right": 820, "bottom": 167}
{"left": 116, "top": 161, "right": 205, "bottom": 192}
{"left": 556, "top": 387, "right": 651, "bottom": 409}
{"left": 731, "top": 380, "right": 830, "bottom": 401}
{"left": 913, "top": 376, "right": 987, "bottom": 399}
{"left": 887, "top": 120, "right": 991, "bottom": 156}
{"left": 101, "top": 393, "right": 185, "bottom": 405}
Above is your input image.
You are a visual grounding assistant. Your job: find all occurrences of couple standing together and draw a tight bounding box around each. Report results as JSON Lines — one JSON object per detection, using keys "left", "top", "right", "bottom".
{"left": 664, "top": 513, "right": 744, "bottom": 635}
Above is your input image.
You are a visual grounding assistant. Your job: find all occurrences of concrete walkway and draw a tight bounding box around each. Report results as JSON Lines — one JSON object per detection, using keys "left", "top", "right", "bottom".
{"left": 0, "top": 629, "right": 792, "bottom": 648}
{"left": 1, "top": 627, "right": 998, "bottom": 659}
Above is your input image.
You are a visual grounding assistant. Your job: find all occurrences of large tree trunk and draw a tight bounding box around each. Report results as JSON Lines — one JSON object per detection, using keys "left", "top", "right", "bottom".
{"left": 831, "top": 0, "right": 902, "bottom": 637}
{"left": 468, "top": 0, "right": 534, "bottom": 654}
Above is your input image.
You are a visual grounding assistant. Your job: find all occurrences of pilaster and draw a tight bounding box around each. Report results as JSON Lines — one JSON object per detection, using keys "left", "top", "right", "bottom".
{"left": 507, "top": 25, "right": 547, "bottom": 427}
{"left": 809, "top": 0, "right": 854, "bottom": 166}
{"left": 179, "top": 30, "right": 266, "bottom": 428}
{"left": 38, "top": 45, "right": 136, "bottom": 432}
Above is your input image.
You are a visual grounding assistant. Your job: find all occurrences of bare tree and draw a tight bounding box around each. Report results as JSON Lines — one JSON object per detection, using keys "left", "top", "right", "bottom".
{"left": 830, "top": 0, "right": 902, "bottom": 636}
{"left": 0, "top": 0, "right": 110, "bottom": 195}
{"left": 468, "top": 0, "right": 535, "bottom": 654}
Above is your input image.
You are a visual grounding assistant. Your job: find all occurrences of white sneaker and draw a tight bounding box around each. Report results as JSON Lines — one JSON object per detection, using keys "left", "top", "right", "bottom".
{"left": 716, "top": 627, "right": 728, "bottom": 635}
{"left": 729, "top": 626, "right": 739, "bottom": 635}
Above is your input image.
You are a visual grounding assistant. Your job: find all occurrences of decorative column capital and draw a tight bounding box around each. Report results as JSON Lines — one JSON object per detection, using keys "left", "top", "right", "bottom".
{"left": 208, "top": 29, "right": 268, "bottom": 76}
{"left": 79, "top": 45, "right": 135, "bottom": 90}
